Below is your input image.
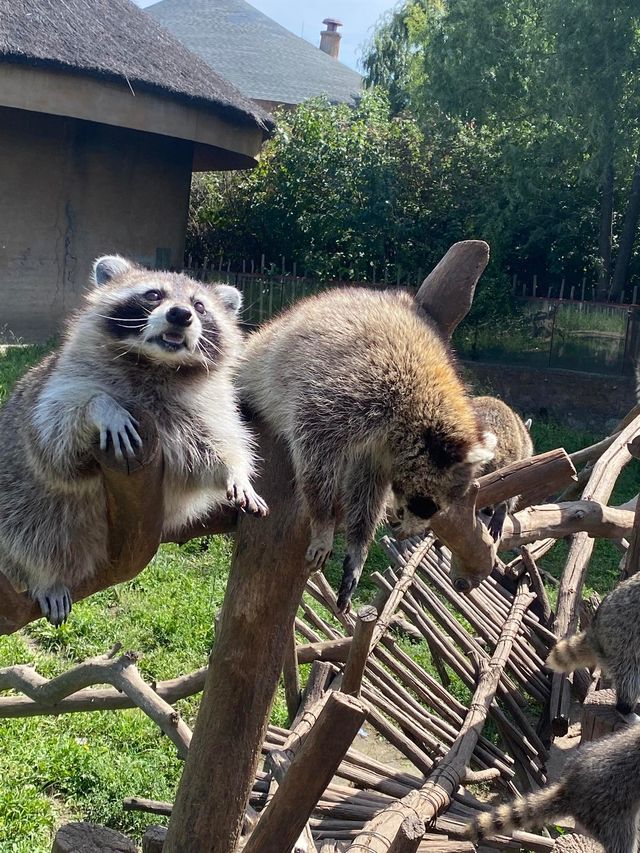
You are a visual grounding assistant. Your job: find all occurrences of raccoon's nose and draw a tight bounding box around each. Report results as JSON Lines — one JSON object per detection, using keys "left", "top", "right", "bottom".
{"left": 166, "top": 306, "right": 193, "bottom": 327}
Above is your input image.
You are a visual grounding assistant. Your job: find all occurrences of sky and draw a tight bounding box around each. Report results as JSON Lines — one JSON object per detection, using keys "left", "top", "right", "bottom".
{"left": 135, "top": 0, "right": 395, "bottom": 71}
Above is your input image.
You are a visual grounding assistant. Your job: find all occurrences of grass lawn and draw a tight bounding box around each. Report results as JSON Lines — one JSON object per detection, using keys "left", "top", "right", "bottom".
{"left": 0, "top": 344, "right": 636, "bottom": 851}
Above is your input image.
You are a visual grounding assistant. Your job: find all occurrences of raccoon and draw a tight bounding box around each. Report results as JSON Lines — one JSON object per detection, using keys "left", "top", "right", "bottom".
{"left": 0, "top": 255, "right": 267, "bottom": 626}
{"left": 466, "top": 721, "right": 640, "bottom": 853}
{"left": 548, "top": 572, "right": 640, "bottom": 717}
{"left": 238, "top": 288, "right": 496, "bottom": 611}
{"left": 471, "top": 396, "right": 534, "bottom": 541}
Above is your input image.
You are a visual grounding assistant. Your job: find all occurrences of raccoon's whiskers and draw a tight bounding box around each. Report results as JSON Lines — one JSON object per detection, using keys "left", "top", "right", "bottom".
{"left": 94, "top": 314, "right": 148, "bottom": 325}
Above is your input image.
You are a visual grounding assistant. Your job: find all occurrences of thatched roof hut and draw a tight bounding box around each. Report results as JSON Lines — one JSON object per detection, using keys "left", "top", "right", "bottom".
{"left": 0, "top": 0, "right": 273, "bottom": 340}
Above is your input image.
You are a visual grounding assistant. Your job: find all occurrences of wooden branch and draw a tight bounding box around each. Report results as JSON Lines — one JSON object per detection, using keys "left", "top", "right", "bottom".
{"left": 0, "top": 646, "right": 192, "bottom": 758}
{"left": 500, "top": 501, "right": 634, "bottom": 549}
{"left": 347, "top": 580, "right": 535, "bottom": 852}
{"left": 341, "top": 605, "right": 378, "bottom": 696}
{"left": 297, "top": 638, "right": 352, "bottom": 665}
{"left": 430, "top": 483, "right": 497, "bottom": 591}
{"left": 0, "top": 665, "right": 207, "bottom": 718}
{"left": 554, "top": 414, "right": 640, "bottom": 641}
{"left": 550, "top": 415, "right": 640, "bottom": 735}
{"left": 476, "top": 449, "right": 577, "bottom": 508}
{"left": 164, "top": 423, "right": 312, "bottom": 853}
{"left": 621, "top": 439, "right": 640, "bottom": 579}
{"left": 519, "top": 547, "right": 552, "bottom": 627}
{"left": 284, "top": 622, "right": 302, "bottom": 722}
{"left": 415, "top": 240, "right": 490, "bottom": 338}
{"left": 0, "top": 409, "right": 164, "bottom": 636}
{"left": 244, "top": 693, "right": 366, "bottom": 853}
{"left": 569, "top": 433, "right": 620, "bottom": 467}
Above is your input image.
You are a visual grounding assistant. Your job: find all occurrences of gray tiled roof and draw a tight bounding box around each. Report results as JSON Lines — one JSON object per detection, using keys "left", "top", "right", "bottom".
{"left": 146, "top": 0, "right": 362, "bottom": 106}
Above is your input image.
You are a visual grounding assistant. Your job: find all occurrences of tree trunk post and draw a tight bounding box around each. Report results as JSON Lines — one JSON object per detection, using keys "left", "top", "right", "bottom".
{"left": 163, "top": 424, "right": 311, "bottom": 853}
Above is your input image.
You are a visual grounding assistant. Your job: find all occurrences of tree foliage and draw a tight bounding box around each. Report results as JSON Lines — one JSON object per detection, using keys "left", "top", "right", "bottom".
{"left": 361, "top": 0, "right": 640, "bottom": 299}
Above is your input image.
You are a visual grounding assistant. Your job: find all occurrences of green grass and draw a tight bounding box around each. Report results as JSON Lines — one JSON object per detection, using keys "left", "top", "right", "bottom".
{"left": 0, "top": 345, "right": 637, "bottom": 850}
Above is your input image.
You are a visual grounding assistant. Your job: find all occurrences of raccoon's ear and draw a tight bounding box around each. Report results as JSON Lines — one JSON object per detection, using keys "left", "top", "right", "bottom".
{"left": 91, "top": 255, "right": 132, "bottom": 287}
{"left": 524, "top": 418, "right": 533, "bottom": 431}
{"left": 465, "top": 431, "right": 497, "bottom": 464}
{"left": 214, "top": 284, "right": 243, "bottom": 315}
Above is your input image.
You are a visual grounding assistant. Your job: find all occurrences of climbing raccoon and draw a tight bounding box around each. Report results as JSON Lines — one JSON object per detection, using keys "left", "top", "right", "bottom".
{"left": 0, "top": 255, "right": 267, "bottom": 626}
{"left": 548, "top": 571, "right": 640, "bottom": 717}
{"left": 238, "top": 287, "right": 496, "bottom": 611}
{"left": 466, "top": 720, "right": 640, "bottom": 853}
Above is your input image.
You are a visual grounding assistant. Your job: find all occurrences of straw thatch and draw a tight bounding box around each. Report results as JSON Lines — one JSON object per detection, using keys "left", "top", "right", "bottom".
{"left": 0, "top": 0, "right": 274, "bottom": 131}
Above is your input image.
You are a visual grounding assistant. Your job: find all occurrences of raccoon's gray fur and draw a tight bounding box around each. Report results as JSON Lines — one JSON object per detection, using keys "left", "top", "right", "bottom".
{"left": 238, "top": 288, "right": 496, "bottom": 611}
{"left": 548, "top": 571, "right": 640, "bottom": 716}
{"left": 0, "top": 255, "right": 266, "bottom": 626}
{"left": 471, "top": 396, "right": 534, "bottom": 541}
{"left": 466, "top": 721, "right": 640, "bottom": 853}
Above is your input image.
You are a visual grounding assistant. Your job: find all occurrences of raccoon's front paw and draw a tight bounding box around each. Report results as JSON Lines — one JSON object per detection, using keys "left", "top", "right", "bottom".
{"left": 226, "top": 479, "right": 269, "bottom": 517}
{"left": 88, "top": 394, "right": 142, "bottom": 461}
{"left": 31, "top": 583, "right": 72, "bottom": 627}
{"left": 337, "top": 551, "right": 365, "bottom": 613}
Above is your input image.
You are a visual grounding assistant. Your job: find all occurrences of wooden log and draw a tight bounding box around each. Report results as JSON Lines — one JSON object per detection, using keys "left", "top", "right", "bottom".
{"left": 621, "top": 445, "right": 640, "bottom": 578}
{"left": 341, "top": 605, "right": 378, "bottom": 696}
{"left": 0, "top": 665, "right": 207, "bottom": 718}
{"left": 501, "top": 501, "right": 634, "bottom": 549}
{"left": 292, "top": 661, "right": 335, "bottom": 729}
{"left": 477, "top": 449, "right": 577, "bottom": 509}
{"left": 347, "top": 581, "right": 535, "bottom": 852}
{"left": 0, "top": 647, "right": 192, "bottom": 757}
{"left": 0, "top": 409, "right": 163, "bottom": 635}
{"left": 415, "top": 240, "right": 490, "bottom": 339}
{"left": 551, "top": 416, "right": 640, "bottom": 733}
{"left": 519, "top": 547, "right": 553, "bottom": 627}
{"left": 580, "top": 688, "right": 630, "bottom": 744}
{"left": 52, "top": 822, "right": 137, "bottom": 852}
{"left": 388, "top": 816, "right": 425, "bottom": 853}
{"left": 163, "top": 425, "right": 311, "bottom": 853}
{"left": 550, "top": 672, "right": 571, "bottom": 738}
{"left": 143, "top": 826, "right": 168, "bottom": 853}
{"left": 124, "top": 797, "right": 172, "bottom": 816}
{"left": 552, "top": 835, "right": 604, "bottom": 852}
{"left": 297, "top": 638, "right": 352, "bottom": 664}
{"left": 284, "top": 622, "right": 302, "bottom": 722}
{"left": 244, "top": 693, "right": 366, "bottom": 853}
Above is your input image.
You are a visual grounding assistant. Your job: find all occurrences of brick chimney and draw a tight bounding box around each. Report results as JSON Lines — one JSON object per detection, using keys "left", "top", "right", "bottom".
{"left": 319, "top": 18, "right": 342, "bottom": 59}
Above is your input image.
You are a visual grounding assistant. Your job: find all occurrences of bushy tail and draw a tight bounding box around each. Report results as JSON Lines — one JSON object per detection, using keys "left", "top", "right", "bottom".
{"left": 466, "top": 782, "right": 567, "bottom": 840}
{"left": 547, "top": 631, "right": 597, "bottom": 673}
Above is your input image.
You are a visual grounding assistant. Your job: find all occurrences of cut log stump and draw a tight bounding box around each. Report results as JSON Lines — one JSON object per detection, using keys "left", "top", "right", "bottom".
{"left": 52, "top": 822, "right": 137, "bottom": 852}
{"left": 581, "top": 688, "right": 630, "bottom": 744}
{"left": 143, "top": 825, "right": 168, "bottom": 852}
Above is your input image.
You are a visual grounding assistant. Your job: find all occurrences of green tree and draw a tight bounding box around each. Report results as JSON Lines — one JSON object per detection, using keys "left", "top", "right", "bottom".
{"left": 362, "top": 0, "right": 640, "bottom": 300}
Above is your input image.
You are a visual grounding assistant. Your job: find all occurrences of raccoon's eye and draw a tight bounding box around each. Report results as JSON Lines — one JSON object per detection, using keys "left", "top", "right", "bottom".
{"left": 144, "top": 289, "right": 163, "bottom": 302}
{"left": 193, "top": 301, "right": 206, "bottom": 315}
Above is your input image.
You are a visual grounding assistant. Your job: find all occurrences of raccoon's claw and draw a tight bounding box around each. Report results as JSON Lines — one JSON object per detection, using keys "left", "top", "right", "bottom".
{"left": 226, "top": 479, "right": 269, "bottom": 517}
{"left": 487, "top": 515, "right": 504, "bottom": 543}
{"left": 88, "top": 394, "right": 142, "bottom": 461}
{"left": 337, "top": 552, "right": 364, "bottom": 613}
{"left": 305, "top": 541, "right": 332, "bottom": 571}
{"left": 32, "top": 583, "right": 72, "bottom": 627}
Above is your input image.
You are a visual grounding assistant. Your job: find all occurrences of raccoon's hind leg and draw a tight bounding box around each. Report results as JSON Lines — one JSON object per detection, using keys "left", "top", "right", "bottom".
{"left": 31, "top": 583, "right": 72, "bottom": 627}
{"left": 612, "top": 668, "right": 640, "bottom": 722}
{"left": 337, "top": 453, "right": 389, "bottom": 613}
{"left": 294, "top": 443, "right": 341, "bottom": 572}
{"left": 589, "top": 814, "right": 637, "bottom": 853}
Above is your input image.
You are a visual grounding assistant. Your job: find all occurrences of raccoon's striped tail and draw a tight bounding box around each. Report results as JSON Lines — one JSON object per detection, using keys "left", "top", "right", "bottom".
{"left": 547, "top": 631, "right": 597, "bottom": 673}
{"left": 466, "top": 782, "right": 567, "bottom": 840}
